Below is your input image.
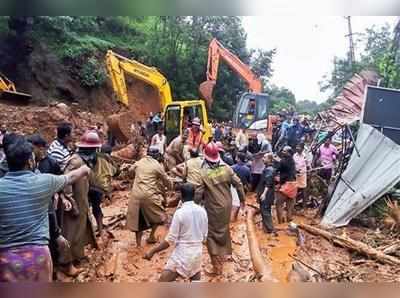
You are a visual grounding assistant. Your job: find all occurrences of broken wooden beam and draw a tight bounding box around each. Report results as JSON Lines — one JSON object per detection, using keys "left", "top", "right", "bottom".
{"left": 296, "top": 222, "right": 400, "bottom": 266}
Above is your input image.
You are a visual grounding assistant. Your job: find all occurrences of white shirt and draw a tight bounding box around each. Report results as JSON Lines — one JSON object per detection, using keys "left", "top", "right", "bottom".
{"left": 165, "top": 201, "right": 208, "bottom": 279}
{"left": 151, "top": 133, "right": 166, "bottom": 154}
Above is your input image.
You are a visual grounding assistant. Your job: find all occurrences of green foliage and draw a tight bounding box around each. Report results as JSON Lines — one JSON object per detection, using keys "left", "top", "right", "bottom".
{"left": 296, "top": 100, "right": 321, "bottom": 116}
{"left": 4, "top": 16, "right": 276, "bottom": 119}
{"left": 78, "top": 57, "right": 107, "bottom": 87}
{"left": 250, "top": 48, "right": 276, "bottom": 80}
{"left": 320, "top": 22, "right": 400, "bottom": 101}
{"left": 266, "top": 85, "right": 296, "bottom": 114}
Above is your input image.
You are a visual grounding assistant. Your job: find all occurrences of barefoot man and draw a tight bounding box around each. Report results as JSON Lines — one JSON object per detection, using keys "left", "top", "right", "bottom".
{"left": 126, "top": 146, "right": 173, "bottom": 247}
{"left": 196, "top": 142, "right": 245, "bottom": 275}
{"left": 143, "top": 183, "right": 208, "bottom": 281}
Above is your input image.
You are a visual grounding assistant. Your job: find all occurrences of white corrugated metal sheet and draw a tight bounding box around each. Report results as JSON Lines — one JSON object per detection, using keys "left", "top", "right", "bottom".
{"left": 321, "top": 124, "right": 400, "bottom": 228}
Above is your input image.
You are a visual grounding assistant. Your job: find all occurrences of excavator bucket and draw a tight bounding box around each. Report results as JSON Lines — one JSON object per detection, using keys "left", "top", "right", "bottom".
{"left": 0, "top": 90, "right": 32, "bottom": 103}
{"left": 199, "top": 80, "right": 216, "bottom": 109}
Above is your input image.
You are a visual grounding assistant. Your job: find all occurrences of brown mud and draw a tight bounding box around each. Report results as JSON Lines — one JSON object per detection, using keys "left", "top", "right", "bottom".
{"left": 72, "top": 190, "right": 400, "bottom": 283}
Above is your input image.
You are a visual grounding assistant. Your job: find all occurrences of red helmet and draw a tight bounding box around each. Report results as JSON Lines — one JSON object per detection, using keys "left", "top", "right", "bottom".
{"left": 76, "top": 130, "right": 102, "bottom": 148}
{"left": 204, "top": 142, "right": 220, "bottom": 163}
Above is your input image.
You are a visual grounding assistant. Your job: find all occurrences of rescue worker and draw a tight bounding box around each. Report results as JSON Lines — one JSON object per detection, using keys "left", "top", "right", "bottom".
{"left": 62, "top": 131, "right": 98, "bottom": 265}
{"left": 256, "top": 153, "right": 276, "bottom": 233}
{"left": 143, "top": 183, "right": 208, "bottom": 282}
{"left": 196, "top": 142, "right": 245, "bottom": 276}
{"left": 88, "top": 139, "right": 119, "bottom": 235}
{"left": 171, "top": 148, "right": 203, "bottom": 189}
{"left": 187, "top": 117, "right": 204, "bottom": 151}
{"left": 274, "top": 146, "right": 298, "bottom": 223}
{"left": 293, "top": 143, "right": 309, "bottom": 208}
{"left": 130, "top": 122, "right": 146, "bottom": 161}
{"left": 126, "top": 146, "right": 173, "bottom": 247}
{"left": 151, "top": 127, "right": 167, "bottom": 155}
{"left": 48, "top": 122, "right": 73, "bottom": 171}
{"left": 165, "top": 129, "right": 189, "bottom": 171}
{"left": 316, "top": 137, "right": 338, "bottom": 184}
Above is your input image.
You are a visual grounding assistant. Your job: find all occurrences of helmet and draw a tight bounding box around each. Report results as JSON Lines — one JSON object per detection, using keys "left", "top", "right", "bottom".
{"left": 204, "top": 142, "right": 220, "bottom": 163}
{"left": 215, "top": 141, "right": 225, "bottom": 152}
{"left": 192, "top": 117, "right": 201, "bottom": 126}
{"left": 76, "top": 130, "right": 102, "bottom": 148}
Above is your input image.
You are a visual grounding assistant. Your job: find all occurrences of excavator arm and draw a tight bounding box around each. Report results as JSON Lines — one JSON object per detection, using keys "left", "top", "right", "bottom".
{"left": 199, "top": 38, "right": 263, "bottom": 108}
{"left": 106, "top": 50, "right": 173, "bottom": 108}
{"left": 105, "top": 50, "right": 212, "bottom": 145}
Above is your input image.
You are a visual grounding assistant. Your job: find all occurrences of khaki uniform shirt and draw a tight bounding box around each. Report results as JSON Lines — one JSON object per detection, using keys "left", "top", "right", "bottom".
{"left": 197, "top": 163, "right": 245, "bottom": 256}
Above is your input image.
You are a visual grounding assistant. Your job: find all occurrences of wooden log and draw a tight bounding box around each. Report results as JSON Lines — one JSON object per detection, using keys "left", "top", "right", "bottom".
{"left": 296, "top": 223, "right": 400, "bottom": 266}
{"left": 382, "top": 242, "right": 400, "bottom": 255}
{"left": 246, "top": 207, "right": 277, "bottom": 282}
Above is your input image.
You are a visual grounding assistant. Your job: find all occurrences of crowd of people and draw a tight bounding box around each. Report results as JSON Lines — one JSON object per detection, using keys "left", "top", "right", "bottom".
{"left": 0, "top": 109, "right": 339, "bottom": 282}
{"left": 0, "top": 123, "right": 118, "bottom": 281}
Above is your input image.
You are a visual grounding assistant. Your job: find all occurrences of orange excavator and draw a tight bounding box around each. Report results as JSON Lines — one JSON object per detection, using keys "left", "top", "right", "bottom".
{"left": 199, "top": 38, "right": 277, "bottom": 138}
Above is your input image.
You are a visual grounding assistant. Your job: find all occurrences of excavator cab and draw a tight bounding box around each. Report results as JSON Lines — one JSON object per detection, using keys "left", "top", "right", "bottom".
{"left": 164, "top": 100, "right": 211, "bottom": 144}
{"left": 233, "top": 92, "right": 270, "bottom": 129}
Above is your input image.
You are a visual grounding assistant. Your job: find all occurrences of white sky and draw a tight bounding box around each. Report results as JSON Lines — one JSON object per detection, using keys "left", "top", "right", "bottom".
{"left": 242, "top": 16, "right": 399, "bottom": 103}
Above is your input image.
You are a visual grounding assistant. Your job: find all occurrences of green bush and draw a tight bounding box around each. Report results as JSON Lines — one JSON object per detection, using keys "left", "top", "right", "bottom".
{"left": 78, "top": 57, "right": 107, "bottom": 88}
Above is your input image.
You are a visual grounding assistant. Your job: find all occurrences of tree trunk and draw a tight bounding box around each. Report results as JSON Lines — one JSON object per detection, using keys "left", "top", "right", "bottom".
{"left": 297, "top": 223, "right": 400, "bottom": 266}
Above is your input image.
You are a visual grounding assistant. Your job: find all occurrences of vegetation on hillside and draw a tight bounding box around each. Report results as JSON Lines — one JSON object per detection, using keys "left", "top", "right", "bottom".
{"left": 0, "top": 16, "right": 275, "bottom": 120}
{"left": 1, "top": 17, "right": 399, "bottom": 119}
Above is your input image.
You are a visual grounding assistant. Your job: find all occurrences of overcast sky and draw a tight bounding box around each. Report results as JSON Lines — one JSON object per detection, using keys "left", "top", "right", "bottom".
{"left": 242, "top": 16, "right": 399, "bottom": 103}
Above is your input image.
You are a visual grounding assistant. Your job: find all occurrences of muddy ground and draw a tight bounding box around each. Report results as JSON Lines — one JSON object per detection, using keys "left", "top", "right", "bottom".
{"left": 1, "top": 102, "right": 400, "bottom": 283}
{"left": 60, "top": 190, "right": 400, "bottom": 283}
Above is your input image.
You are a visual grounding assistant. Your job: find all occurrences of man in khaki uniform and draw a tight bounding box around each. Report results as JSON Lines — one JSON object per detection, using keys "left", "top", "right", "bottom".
{"left": 171, "top": 148, "right": 203, "bottom": 187}
{"left": 62, "top": 131, "right": 99, "bottom": 264}
{"left": 196, "top": 143, "right": 245, "bottom": 275}
{"left": 126, "top": 146, "right": 173, "bottom": 247}
{"left": 164, "top": 130, "right": 189, "bottom": 171}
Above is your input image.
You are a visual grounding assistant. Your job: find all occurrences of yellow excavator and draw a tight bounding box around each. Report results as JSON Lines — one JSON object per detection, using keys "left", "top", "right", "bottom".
{"left": 105, "top": 50, "right": 211, "bottom": 144}
{"left": 0, "top": 72, "right": 31, "bottom": 102}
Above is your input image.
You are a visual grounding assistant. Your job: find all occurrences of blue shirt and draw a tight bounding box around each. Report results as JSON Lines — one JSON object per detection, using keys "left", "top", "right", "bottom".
{"left": 232, "top": 163, "right": 251, "bottom": 186}
{"left": 280, "top": 121, "right": 290, "bottom": 138}
{"left": 0, "top": 171, "right": 67, "bottom": 248}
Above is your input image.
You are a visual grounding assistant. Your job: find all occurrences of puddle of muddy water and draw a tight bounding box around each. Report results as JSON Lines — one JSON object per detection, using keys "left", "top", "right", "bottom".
{"left": 254, "top": 214, "right": 307, "bottom": 282}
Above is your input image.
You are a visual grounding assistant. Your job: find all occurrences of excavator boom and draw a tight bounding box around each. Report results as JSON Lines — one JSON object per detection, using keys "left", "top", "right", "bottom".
{"left": 106, "top": 50, "right": 173, "bottom": 108}
{"left": 199, "top": 38, "right": 263, "bottom": 107}
{"left": 105, "top": 50, "right": 211, "bottom": 145}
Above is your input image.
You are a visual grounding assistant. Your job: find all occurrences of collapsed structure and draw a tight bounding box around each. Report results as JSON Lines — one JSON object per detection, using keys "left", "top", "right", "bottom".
{"left": 320, "top": 71, "right": 400, "bottom": 227}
